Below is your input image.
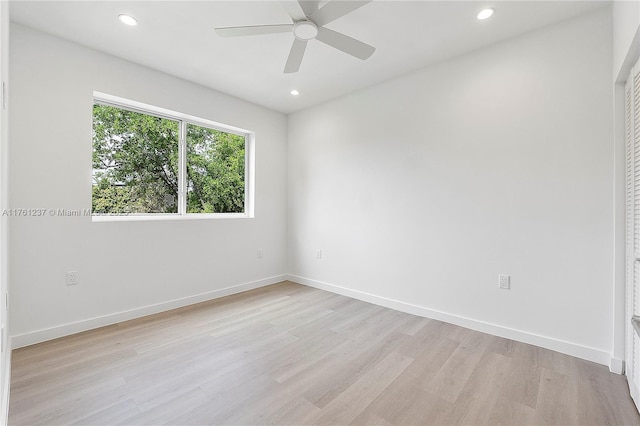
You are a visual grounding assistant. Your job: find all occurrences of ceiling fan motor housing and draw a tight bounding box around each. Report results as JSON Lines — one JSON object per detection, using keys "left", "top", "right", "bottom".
{"left": 293, "top": 21, "right": 319, "bottom": 40}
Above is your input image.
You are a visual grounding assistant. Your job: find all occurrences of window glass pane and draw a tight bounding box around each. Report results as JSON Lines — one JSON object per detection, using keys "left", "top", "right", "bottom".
{"left": 186, "top": 123, "right": 245, "bottom": 213}
{"left": 92, "top": 104, "right": 179, "bottom": 214}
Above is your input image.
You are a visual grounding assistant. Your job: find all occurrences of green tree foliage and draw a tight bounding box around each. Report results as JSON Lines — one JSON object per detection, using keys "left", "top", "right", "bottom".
{"left": 92, "top": 104, "right": 245, "bottom": 214}
{"left": 92, "top": 105, "right": 179, "bottom": 213}
{"left": 186, "top": 124, "right": 245, "bottom": 213}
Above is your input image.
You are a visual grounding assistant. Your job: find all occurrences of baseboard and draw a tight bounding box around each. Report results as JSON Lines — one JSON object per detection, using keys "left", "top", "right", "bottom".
{"left": 610, "top": 357, "right": 625, "bottom": 375}
{"left": 11, "top": 275, "right": 287, "bottom": 349}
{"left": 287, "top": 274, "right": 613, "bottom": 368}
{"left": 1, "top": 338, "right": 11, "bottom": 426}
{"left": 9, "top": 273, "right": 618, "bottom": 370}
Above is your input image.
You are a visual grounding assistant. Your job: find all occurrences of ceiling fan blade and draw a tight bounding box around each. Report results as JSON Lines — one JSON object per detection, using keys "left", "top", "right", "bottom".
{"left": 284, "top": 39, "right": 308, "bottom": 73}
{"left": 298, "top": 0, "right": 321, "bottom": 17}
{"left": 280, "top": 1, "right": 307, "bottom": 21}
{"left": 215, "top": 24, "right": 292, "bottom": 37}
{"left": 316, "top": 27, "right": 375, "bottom": 60}
{"left": 311, "top": 0, "right": 371, "bottom": 27}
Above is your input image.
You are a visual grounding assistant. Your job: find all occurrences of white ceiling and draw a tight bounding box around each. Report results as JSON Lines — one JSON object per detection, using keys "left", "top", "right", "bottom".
{"left": 11, "top": 0, "right": 608, "bottom": 114}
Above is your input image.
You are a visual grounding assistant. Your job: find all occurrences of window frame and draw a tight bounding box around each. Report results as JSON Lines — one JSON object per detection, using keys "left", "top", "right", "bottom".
{"left": 92, "top": 92, "right": 254, "bottom": 222}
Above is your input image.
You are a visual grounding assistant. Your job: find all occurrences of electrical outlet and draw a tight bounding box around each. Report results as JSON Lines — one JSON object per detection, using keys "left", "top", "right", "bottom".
{"left": 257, "top": 249, "right": 263, "bottom": 259}
{"left": 66, "top": 271, "right": 79, "bottom": 286}
{"left": 498, "top": 274, "right": 510, "bottom": 290}
{"left": 316, "top": 249, "right": 322, "bottom": 260}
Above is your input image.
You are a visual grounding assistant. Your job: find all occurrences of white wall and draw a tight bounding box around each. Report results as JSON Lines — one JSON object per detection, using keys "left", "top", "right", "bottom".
{"left": 612, "top": 0, "right": 640, "bottom": 371}
{"left": 0, "top": 1, "right": 9, "bottom": 423}
{"left": 613, "top": 0, "right": 640, "bottom": 82}
{"left": 9, "top": 24, "right": 288, "bottom": 346}
{"left": 288, "top": 9, "right": 614, "bottom": 364}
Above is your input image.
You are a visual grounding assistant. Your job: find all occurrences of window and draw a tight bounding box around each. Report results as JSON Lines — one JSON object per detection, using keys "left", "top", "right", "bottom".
{"left": 92, "top": 93, "right": 253, "bottom": 219}
{"left": 186, "top": 123, "right": 246, "bottom": 213}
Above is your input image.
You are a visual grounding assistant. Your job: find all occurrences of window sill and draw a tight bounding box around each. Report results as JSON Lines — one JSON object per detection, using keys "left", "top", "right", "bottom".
{"left": 91, "top": 213, "right": 251, "bottom": 222}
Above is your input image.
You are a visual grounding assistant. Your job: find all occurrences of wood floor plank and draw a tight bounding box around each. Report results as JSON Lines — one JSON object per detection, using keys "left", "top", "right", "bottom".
{"left": 484, "top": 396, "right": 538, "bottom": 425}
{"left": 534, "top": 367, "right": 580, "bottom": 425}
{"left": 457, "top": 350, "right": 512, "bottom": 400}
{"left": 609, "top": 372, "right": 640, "bottom": 425}
{"left": 196, "top": 373, "right": 282, "bottom": 425}
{"left": 395, "top": 315, "right": 431, "bottom": 336}
{"left": 10, "top": 347, "right": 137, "bottom": 398}
{"left": 11, "top": 376, "right": 132, "bottom": 425}
{"left": 258, "top": 396, "right": 322, "bottom": 425}
{"left": 575, "top": 376, "right": 619, "bottom": 426}
{"left": 304, "top": 331, "right": 410, "bottom": 409}
{"left": 394, "top": 318, "right": 452, "bottom": 359}
{"left": 71, "top": 399, "right": 141, "bottom": 426}
{"left": 365, "top": 368, "right": 451, "bottom": 424}
{"left": 8, "top": 281, "right": 639, "bottom": 426}
{"left": 306, "top": 351, "right": 414, "bottom": 425}
{"left": 423, "top": 330, "right": 488, "bottom": 403}
{"left": 401, "top": 335, "right": 460, "bottom": 385}
{"left": 350, "top": 411, "right": 394, "bottom": 426}
{"left": 270, "top": 330, "right": 344, "bottom": 384}
{"left": 499, "top": 354, "right": 541, "bottom": 409}
{"left": 120, "top": 388, "right": 212, "bottom": 426}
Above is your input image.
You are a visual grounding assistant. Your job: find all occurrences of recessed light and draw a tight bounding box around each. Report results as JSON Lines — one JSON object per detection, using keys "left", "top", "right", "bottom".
{"left": 118, "top": 14, "right": 138, "bottom": 26}
{"left": 290, "top": 90, "right": 300, "bottom": 96}
{"left": 477, "top": 8, "right": 494, "bottom": 20}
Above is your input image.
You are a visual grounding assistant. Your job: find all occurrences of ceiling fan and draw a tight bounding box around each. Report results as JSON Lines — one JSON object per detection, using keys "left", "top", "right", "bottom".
{"left": 215, "top": 0, "right": 375, "bottom": 73}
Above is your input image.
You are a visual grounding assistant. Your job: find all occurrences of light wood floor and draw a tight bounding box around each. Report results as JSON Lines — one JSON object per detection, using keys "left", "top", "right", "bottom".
{"left": 8, "top": 281, "right": 640, "bottom": 425}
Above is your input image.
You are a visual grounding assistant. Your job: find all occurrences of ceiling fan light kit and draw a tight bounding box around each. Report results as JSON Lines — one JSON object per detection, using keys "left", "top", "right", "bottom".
{"left": 215, "top": 0, "right": 375, "bottom": 73}
{"left": 293, "top": 21, "right": 318, "bottom": 40}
